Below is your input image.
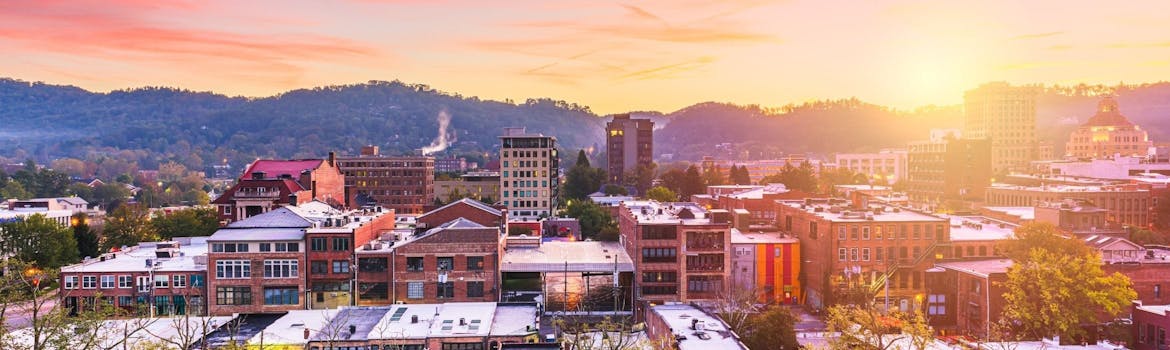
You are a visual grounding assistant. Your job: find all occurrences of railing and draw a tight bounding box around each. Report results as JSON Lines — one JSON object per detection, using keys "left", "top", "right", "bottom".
{"left": 233, "top": 191, "right": 282, "bottom": 199}
{"left": 867, "top": 240, "right": 947, "bottom": 296}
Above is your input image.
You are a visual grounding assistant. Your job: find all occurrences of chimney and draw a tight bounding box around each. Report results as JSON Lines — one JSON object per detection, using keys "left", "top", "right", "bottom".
{"left": 411, "top": 315, "right": 418, "bottom": 324}
{"left": 459, "top": 318, "right": 466, "bottom": 326}
{"left": 303, "top": 328, "right": 310, "bottom": 340}
{"left": 289, "top": 193, "right": 298, "bottom": 205}
{"left": 361, "top": 145, "right": 379, "bottom": 156}
{"left": 328, "top": 152, "right": 337, "bottom": 167}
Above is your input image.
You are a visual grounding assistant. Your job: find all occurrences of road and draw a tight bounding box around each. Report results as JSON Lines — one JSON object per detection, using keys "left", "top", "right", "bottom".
{"left": 2, "top": 290, "right": 59, "bottom": 329}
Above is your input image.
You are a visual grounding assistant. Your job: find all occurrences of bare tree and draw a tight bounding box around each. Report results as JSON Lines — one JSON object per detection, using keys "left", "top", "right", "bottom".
{"left": 710, "top": 286, "right": 763, "bottom": 334}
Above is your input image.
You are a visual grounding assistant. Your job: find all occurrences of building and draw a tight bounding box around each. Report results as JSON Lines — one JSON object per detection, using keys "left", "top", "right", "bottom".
{"left": 435, "top": 171, "right": 500, "bottom": 205}
{"left": 206, "top": 207, "right": 311, "bottom": 315}
{"left": 1066, "top": 97, "right": 1152, "bottom": 159}
{"left": 212, "top": 155, "right": 346, "bottom": 225}
{"left": 336, "top": 146, "right": 435, "bottom": 215}
{"left": 1035, "top": 156, "right": 1170, "bottom": 180}
{"left": 618, "top": 201, "right": 731, "bottom": 307}
{"left": 6, "top": 197, "right": 88, "bottom": 214}
{"left": 294, "top": 202, "right": 397, "bottom": 309}
{"left": 1133, "top": 302, "right": 1170, "bottom": 350}
{"left": 0, "top": 206, "right": 74, "bottom": 227}
{"left": 416, "top": 198, "right": 505, "bottom": 231}
{"left": 385, "top": 218, "right": 502, "bottom": 304}
{"left": 606, "top": 114, "right": 654, "bottom": 184}
{"left": 906, "top": 135, "right": 992, "bottom": 207}
{"left": 645, "top": 304, "right": 748, "bottom": 350}
{"left": 927, "top": 259, "right": 1012, "bottom": 338}
{"left": 1034, "top": 199, "right": 1126, "bottom": 237}
{"left": 304, "top": 302, "right": 539, "bottom": 350}
{"left": 835, "top": 149, "right": 908, "bottom": 185}
{"left": 943, "top": 215, "right": 1017, "bottom": 261}
{"left": 984, "top": 183, "right": 1151, "bottom": 228}
{"left": 964, "top": 82, "right": 1039, "bottom": 173}
{"left": 59, "top": 237, "right": 209, "bottom": 317}
{"left": 708, "top": 183, "right": 810, "bottom": 227}
{"left": 729, "top": 229, "right": 801, "bottom": 303}
{"left": 499, "top": 127, "right": 559, "bottom": 220}
{"left": 434, "top": 157, "right": 469, "bottom": 174}
{"left": 499, "top": 240, "right": 635, "bottom": 312}
{"left": 775, "top": 198, "right": 949, "bottom": 309}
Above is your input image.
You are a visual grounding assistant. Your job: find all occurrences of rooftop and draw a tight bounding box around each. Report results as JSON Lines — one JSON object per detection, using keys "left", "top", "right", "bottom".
{"left": 61, "top": 237, "right": 209, "bottom": 273}
{"left": 989, "top": 183, "right": 1148, "bottom": 193}
{"left": 777, "top": 199, "right": 944, "bottom": 223}
{"left": 500, "top": 241, "right": 634, "bottom": 273}
{"left": 1136, "top": 303, "right": 1170, "bottom": 317}
{"left": 935, "top": 259, "right": 1014, "bottom": 278}
{"left": 650, "top": 304, "right": 746, "bottom": 350}
{"left": 421, "top": 198, "right": 501, "bottom": 218}
{"left": 243, "top": 159, "right": 325, "bottom": 179}
{"left": 943, "top": 216, "right": 1018, "bottom": 242}
{"left": 622, "top": 201, "right": 718, "bottom": 226}
{"left": 249, "top": 310, "right": 335, "bottom": 345}
{"left": 729, "top": 228, "right": 798, "bottom": 245}
{"left": 980, "top": 206, "right": 1035, "bottom": 221}
{"left": 726, "top": 183, "right": 790, "bottom": 200}
{"left": 311, "top": 303, "right": 539, "bottom": 341}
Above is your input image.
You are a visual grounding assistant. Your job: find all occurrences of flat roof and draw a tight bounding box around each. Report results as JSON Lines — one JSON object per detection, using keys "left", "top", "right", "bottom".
{"left": 317, "top": 303, "right": 540, "bottom": 342}
{"left": 988, "top": 183, "right": 1148, "bottom": 193}
{"left": 428, "top": 303, "right": 496, "bottom": 338}
{"left": 935, "top": 259, "right": 1014, "bottom": 278}
{"left": 650, "top": 304, "right": 746, "bottom": 350}
{"left": 490, "top": 304, "right": 539, "bottom": 337}
{"left": 313, "top": 307, "right": 393, "bottom": 342}
{"left": 1137, "top": 304, "right": 1170, "bottom": 316}
{"left": 777, "top": 200, "right": 944, "bottom": 223}
{"left": 980, "top": 206, "right": 1035, "bottom": 220}
{"left": 944, "top": 216, "right": 1018, "bottom": 242}
{"left": 501, "top": 241, "right": 634, "bottom": 272}
{"left": 251, "top": 310, "right": 335, "bottom": 345}
{"left": 729, "top": 228, "right": 798, "bottom": 245}
{"left": 61, "top": 237, "right": 209, "bottom": 273}
{"left": 622, "top": 201, "right": 718, "bottom": 225}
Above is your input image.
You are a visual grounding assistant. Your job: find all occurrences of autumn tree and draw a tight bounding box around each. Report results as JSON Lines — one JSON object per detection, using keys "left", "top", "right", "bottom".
{"left": 644, "top": 186, "right": 677, "bottom": 202}
{"left": 825, "top": 303, "right": 935, "bottom": 350}
{"left": 998, "top": 222, "right": 1136, "bottom": 342}
{"left": 1130, "top": 227, "right": 1170, "bottom": 246}
{"left": 101, "top": 204, "right": 160, "bottom": 251}
{"left": 0, "top": 213, "right": 79, "bottom": 268}
{"left": 740, "top": 307, "right": 800, "bottom": 350}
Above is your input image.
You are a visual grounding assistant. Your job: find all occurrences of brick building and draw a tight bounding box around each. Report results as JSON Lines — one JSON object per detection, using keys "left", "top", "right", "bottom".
{"left": 606, "top": 113, "right": 654, "bottom": 184}
{"left": 776, "top": 198, "right": 949, "bottom": 308}
{"left": 927, "top": 259, "right": 1012, "bottom": 338}
{"left": 964, "top": 82, "right": 1039, "bottom": 173}
{"left": 707, "top": 183, "right": 811, "bottom": 227}
{"left": 383, "top": 218, "right": 502, "bottom": 304}
{"left": 1133, "top": 302, "right": 1170, "bottom": 350}
{"left": 906, "top": 134, "right": 992, "bottom": 207}
{"left": 618, "top": 201, "right": 731, "bottom": 308}
{"left": 212, "top": 155, "right": 346, "bottom": 225}
{"left": 416, "top": 198, "right": 505, "bottom": 231}
{"left": 206, "top": 207, "right": 310, "bottom": 315}
{"left": 336, "top": 146, "right": 435, "bottom": 215}
{"left": 985, "top": 183, "right": 1152, "bottom": 228}
{"left": 645, "top": 304, "right": 748, "bottom": 350}
{"left": 292, "top": 201, "right": 397, "bottom": 309}
{"left": 59, "top": 238, "right": 209, "bottom": 317}
{"left": 435, "top": 171, "right": 500, "bottom": 205}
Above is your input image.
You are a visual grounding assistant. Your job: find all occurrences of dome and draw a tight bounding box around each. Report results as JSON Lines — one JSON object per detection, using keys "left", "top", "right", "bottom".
{"left": 1083, "top": 96, "right": 1133, "bottom": 127}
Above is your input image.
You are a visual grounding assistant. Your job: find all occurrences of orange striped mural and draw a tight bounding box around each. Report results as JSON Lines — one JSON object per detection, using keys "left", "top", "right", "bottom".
{"left": 754, "top": 242, "right": 801, "bottom": 304}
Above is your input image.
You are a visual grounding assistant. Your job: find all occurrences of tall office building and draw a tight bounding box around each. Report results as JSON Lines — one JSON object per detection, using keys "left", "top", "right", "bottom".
{"left": 499, "top": 127, "right": 559, "bottom": 220}
{"left": 335, "top": 146, "right": 435, "bottom": 214}
{"left": 964, "top": 82, "right": 1038, "bottom": 173}
{"left": 606, "top": 114, "right": 654, "bottom": 184}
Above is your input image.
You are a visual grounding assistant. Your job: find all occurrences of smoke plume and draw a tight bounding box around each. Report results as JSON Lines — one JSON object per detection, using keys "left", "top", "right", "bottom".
{"left": 420, "top": 108, "right": 456, "bottom": 156}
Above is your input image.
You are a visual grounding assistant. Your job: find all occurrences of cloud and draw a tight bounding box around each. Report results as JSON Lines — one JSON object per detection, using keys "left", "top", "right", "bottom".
{"left": 617, "top": 56, "right": 716, "bottom": 81}
{"left": 1009, "top": 31, "right": 1064, "bottom": 40}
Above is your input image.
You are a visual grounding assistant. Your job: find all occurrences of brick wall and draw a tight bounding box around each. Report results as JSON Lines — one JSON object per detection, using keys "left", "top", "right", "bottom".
{"left": 417, "top": 201, "right": 503, "bottom": 229}
{"left": 391, "top": 227, "right": 501, "bottom": 304}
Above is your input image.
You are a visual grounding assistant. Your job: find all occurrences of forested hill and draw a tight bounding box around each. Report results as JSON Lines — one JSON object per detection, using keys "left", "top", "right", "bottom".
{"left": 0, "top": 79, "right": 604, "bottom": 171}
{"left": 4, "top": 78, "right": 1170, "bottom": 173}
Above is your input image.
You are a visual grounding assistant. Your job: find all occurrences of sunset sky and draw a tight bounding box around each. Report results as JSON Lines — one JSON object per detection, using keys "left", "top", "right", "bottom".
{"left": 3, "top": 0, "right": 1169, "bottom": 114}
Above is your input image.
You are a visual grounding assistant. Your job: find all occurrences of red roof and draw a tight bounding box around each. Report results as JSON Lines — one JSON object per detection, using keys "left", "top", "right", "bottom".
{"left": 242, "top": 159, "right": 324, "bottom": 180}
{"left": 211, "top": 179, "right": 306, "bottom": 204}
{"left": 1083, "top": 97, "right": 1134, "bottom": 127}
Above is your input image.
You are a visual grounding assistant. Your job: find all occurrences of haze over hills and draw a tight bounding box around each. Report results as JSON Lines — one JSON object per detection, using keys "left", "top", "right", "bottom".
{"left": 2, "top": 77, "right": 1170, "bottom": 172}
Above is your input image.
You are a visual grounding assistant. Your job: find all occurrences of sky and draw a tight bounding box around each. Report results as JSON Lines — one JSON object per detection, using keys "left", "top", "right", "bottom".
{"left": 2, "top": 0, "right": 1170, "bottom": 114}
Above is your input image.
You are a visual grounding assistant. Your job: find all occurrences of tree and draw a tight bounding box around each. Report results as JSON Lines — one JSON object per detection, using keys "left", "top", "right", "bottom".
{"left": 602, "top": 184, "right": 628, "bottom": 196}
{"left": 740, "top": 307, "right": 799, "bottom": 350}
{"left": 702, "top": 165, "right": 725, "bottom": 186}
{"left": 91, "top": 183, "right": 131, "bottom": 210}
{"left": 563, "top": 150, "right": 606, "bottom": 201}
{"left": 1129, "top": 228, "right": 1170, "bottom": 246}
{"left": 997, "top": 222, "right": 1136, "bottom": 342}
{"left": 72, "top": 213, "right": 100, "bottom": 259}
{"left": 730, "top": 165, "right": 752, "bottom": 185}
{"left": 818, "top": 167, "right": 868, "bottom": 194}
{"left": 151, "top": 207, "right": 219, "bottom": 239}
{"left": 761, "top": 161, "right": 817, "bottom": 193}
{"left": 101, "top": 204, "right": 159, "bottom": 251}
{"left": 564, "top": 200, "right": 618, "bottom": 241}
{"left": 825, "top": 303, "right": 935, "bottom": 350}
{"left": 679, "top": 165, "right": 706, "bottom": 200}
{"left": 0, "top": 214, "right": 79, "bottom": 268}
{"left": 622, "top": 163, "right": 657, "bottom": 195}
{"left": 645, "top": 186, "right": 677, "bottom": 202}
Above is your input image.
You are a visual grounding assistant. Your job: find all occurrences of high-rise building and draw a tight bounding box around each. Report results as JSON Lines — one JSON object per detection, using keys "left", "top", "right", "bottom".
{"left": 906, "top": 132, "right": 992, "bottom": 207}
{"left": 1065, "top": 96, "right": 1152, "bottom": 159}
{"left": 335, "top": 146, "right": 435, "bottom": 215}
{"left": 964, "top": 82, "right": 1039, "bottom": 173}
{"left": 606, "top": 114, "right": 654, "bottom": 184}
{"left": 499, "top": 127, "right": 558, "bottom": 219}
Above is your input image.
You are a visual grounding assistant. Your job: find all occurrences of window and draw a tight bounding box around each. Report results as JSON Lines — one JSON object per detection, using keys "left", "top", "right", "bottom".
{"left": 442, "top": 343, "right": 484, "bottom": 350}
{"left": 360, "top": 282, "right": 389, "bottom": 300}
{"left": 191, "top": 274, "right": 205, "bottom": 287}
{"left": 641, "top": 248, "right": 676, "bottom": 263}
{"left": 264, "top": 260, "right": 299, "bottom": 278}
{"left": 332, "top": 237, "right": 350, "bottom": 251}
{"left": 876, "top": 247, "right": 884, "bottom": 261}
{"left": 407, "top": 282, "right": 424, "bottom": 299}
{"left": 850, "top": 226, "right": 859, "bottom": 240}
{"left": 64, "top": 276, "right": 78, "bottom": 289}
{"left": 311, "top": 260, "right": 328, "bottom": 274}
{"left": 358, "top": 258, "right": 388, "bottom": 272}
{"left": 332, "top": 260, "right": 350, "bottom": 274}
{"left": 117, "top": 296, "right": 134, "bottom": 307}
{"left": 100, "top": 275, "right": 115, "bottom": 289}
{"left": 259, "top": 243, "right": 271, "bottom": 252}
{"left": 437, "top": 257, "right": 454, "bottom": 271}
{"left": 838, "top": 248, "right": 846, "bottom": 262}
{"left": 913, "top": 224, "right": 921, "bottom": 239}
{"left": 137, "top": 276, "right": 151, "bottom": 292}
{"left": 874, "top": 225, "right": 883, "bottom": 240}
{"left": 211, "top": 243, "right": 249, "bottom": 253}
{"left": 927, "top": 294, "right": 946, "bottom": 316}
{"left": 850, "top": 248, "right": 858, "bottom": 261}
{"left": 642, "top": 286, "right": 678, "bottom": 295}
{"left": 642, "top": 271, "right": 678, "bottom": 283}
{"left": 862, "top": 226, "right": 870, "bottom": 240}
{"left": 154, "top": 275, "right": 170, "bottom": 288}
{"left": 172, "top": 275, "right": 187, "bottom": 288}
{"left": 310, "top": 237, "right": 328, "bottom": 251}
{"left": 862, "top": 248, "right": 870, "bottom": 261}
{"left": 978, "top": 246, "right": 987, "bottom": 256}
{"left": 641, "top": 226, "right": 676, "bottom": 240}
{"left": 467, "top": 281, "right": 484, "bottom": 298}
{"left": 215, "top": 260, "right": 251, "bottom": 279}
{"left": 467, "top": 256, "right": 484, "bottom": 271}
{"left": 437, "top": 282, "right": 454, "bottom": 299}
{"left": 118, "top": 275, "right": 132, "bottom": 289}
{"left": 407, "top": 257, "right": 424, "bottom": 271}
{"left": 263, "top": 287, "right": 299, "bottom": 305}
{"left": 276, "top": 242, "right": 298, "bottom": 252}
{"left": 888, "top": 225, "right": 896, "bottom": 240}
{"left": 838, "top": 226, "right": 846, "bottom": 240}
{"left": 216, "top": 286, "right": 252, "bottom": 305}
{"left": 82, "top": 276, "right": 97, "bottom": 289}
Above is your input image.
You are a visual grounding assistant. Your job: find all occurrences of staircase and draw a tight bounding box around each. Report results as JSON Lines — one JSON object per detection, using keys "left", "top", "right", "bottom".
{"left": 867, "top": 240, "right": 946, "bottom": 296}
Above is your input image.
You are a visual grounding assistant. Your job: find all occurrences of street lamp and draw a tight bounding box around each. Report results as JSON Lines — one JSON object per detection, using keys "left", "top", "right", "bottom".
{"left": 23, "top": 266, "right": 45, "bottom": 350}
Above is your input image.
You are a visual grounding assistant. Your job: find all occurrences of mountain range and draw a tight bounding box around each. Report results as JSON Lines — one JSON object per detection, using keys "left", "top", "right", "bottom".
{"left": 2, "top": 78, "right": 1170, "bottom": 174}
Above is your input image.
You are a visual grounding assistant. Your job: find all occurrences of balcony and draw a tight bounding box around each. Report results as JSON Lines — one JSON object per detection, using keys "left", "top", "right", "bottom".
{"left": 685, "top": 242, "right": 724, "bottom": 252}
{"left": 233, "top": 191, "right": 281, "bottom": 199}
